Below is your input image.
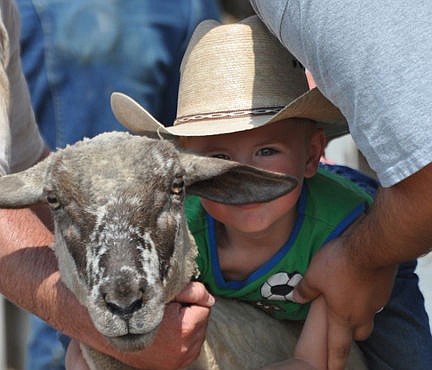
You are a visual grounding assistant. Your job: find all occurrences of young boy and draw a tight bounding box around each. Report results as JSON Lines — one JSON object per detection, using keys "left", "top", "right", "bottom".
{"left": 69, "top": 15, "right": 432, "bottom": 370}
{"left": 183, "top": 120, "right": 365, "bottom": 369}
{"left": 111, "top": 15, "right": 371, "bottom": 370}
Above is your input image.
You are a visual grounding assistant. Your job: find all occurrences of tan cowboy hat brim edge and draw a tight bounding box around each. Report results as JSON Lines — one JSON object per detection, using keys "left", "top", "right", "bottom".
{"left": 110, "top": 90, "right": 348, "bottom": 139}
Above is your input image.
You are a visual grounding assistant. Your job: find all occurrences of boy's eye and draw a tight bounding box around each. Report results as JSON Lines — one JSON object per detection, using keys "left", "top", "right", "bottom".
{"left": 211, "top": 153, "right": 231, "bottom": 160}
{"left": 257, "top": 147, "right": 278, "bottom": 156}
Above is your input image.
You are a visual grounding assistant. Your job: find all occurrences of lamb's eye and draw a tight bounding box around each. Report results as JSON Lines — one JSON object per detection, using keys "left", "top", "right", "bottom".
{"left": 171, "top": 176, "right": 184, "bottom": 195}
{"left": 47, "top": 193, "right": 61, "bottom": 210}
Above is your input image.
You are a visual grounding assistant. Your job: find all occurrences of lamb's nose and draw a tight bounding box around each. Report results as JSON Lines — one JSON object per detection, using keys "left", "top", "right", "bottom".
{"left": 105, "top": 296, "right": 143, "bottom": 317}
{"left": 101, "top": 273, "right": 147, "bottom": 318}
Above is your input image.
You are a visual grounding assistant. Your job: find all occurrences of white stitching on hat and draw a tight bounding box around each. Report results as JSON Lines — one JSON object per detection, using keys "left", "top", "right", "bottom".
{"left": 174, "top": 107, "right": 284, "bottom": 125}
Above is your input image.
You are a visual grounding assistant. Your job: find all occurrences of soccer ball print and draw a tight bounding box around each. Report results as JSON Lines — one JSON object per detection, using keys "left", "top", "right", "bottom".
{"left": 260, "top": 271, "right": 303, "bottom": 301}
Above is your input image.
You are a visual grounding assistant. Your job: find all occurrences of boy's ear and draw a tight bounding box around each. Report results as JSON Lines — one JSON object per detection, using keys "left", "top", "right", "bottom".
{"left": 304, "top": 128, "right": 326, "bottom": 178}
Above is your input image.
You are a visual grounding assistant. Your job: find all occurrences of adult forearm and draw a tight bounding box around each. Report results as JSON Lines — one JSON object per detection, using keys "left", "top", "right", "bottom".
{"left": 0, "top": 208, "right": 210, "bottom": 369}
{"left": 0, "top": 208, "right": 130, "bottom": 363}
{"left": 345, "top": 163, "right": 432, "bottom": 268}
{"left": 0, "top": 208, "right": 55, "bottom": 309}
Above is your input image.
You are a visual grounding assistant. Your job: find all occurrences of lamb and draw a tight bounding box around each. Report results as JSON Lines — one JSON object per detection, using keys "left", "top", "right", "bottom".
{"left": 0, "top": 131, "right": 367, "bottom": 370}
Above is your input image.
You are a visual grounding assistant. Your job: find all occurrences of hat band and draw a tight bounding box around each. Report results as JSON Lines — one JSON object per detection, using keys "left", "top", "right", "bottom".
{"left": 174, "top": 106, "right": 284, "bottom": 125}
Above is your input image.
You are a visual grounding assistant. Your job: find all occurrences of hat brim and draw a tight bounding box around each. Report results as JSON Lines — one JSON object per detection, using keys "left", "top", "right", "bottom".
{"left": 111, "top": 89, "right": 348, "bottom": 139}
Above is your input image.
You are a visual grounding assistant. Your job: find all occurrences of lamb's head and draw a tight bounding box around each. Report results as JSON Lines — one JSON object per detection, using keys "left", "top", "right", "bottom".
{"left": 0, "top": 131, "right": 297, "bottom": 351}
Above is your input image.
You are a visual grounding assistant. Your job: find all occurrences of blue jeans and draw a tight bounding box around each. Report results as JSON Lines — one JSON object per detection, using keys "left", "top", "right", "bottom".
{"left": 17, "top": 0, "right": 220, "bottom": 149}
{"left": 17, "top": 1, "right": 220, "bottom": 369}
{"left": 26, "top": 315, "right": 67, "bottom": 370}
{"left": 357, "top": 259, "right": 432, "bottom": 370}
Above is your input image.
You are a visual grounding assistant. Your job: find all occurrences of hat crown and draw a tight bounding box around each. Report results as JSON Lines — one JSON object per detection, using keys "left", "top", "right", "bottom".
{"left": 177, "top": 16, "right": 308, "bottom": 121}
{"left": 110, "top": 16, "right": 347, "bottom": 139}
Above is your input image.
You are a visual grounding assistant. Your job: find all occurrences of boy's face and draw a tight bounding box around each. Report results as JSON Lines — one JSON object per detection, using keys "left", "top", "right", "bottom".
{"left": 184, "top": 119, "right": 325, "bottom": 234}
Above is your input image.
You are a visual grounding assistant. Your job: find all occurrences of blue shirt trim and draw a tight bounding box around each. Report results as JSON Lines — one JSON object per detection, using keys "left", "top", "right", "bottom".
{"left": 322, "top": 203, "right": 367, "bottom": 244}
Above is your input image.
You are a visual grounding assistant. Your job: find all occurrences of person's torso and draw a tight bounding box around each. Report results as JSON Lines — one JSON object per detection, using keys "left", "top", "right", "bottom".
{"left": 186, "top": 168, "right": 373, "bottom": 320}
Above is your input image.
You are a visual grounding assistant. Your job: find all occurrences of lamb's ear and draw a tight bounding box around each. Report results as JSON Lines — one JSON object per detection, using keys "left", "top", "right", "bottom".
{"left": 0, "top": 159, "right": 49, "bottom": 208}
{"left": 179, "top": 152, "right": 297, "bottom": 205}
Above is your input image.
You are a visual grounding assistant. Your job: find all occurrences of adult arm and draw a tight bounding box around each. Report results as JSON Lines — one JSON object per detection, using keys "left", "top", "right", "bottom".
{"left": 293, "top": 163, "right": 432, "bottom": 369}
{"left": 0, "top": 209, "right": 213, "bottom": 370}
{"left": 0, "top": 0, "right": 45, "bottom": 176}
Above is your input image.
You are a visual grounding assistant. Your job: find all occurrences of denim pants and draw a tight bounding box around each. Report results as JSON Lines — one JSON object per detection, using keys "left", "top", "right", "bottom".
{"left": 357, "top": 259, "right": 432, "bottom": 370}
{"left": 16, "top": 1, "right": 221, "bottom": 369}
{"left": 17, "top": 0, "right": 220, "bottom": 150}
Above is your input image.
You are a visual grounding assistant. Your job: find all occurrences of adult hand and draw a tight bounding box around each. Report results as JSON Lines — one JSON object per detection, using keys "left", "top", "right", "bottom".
{"left": 145, "top": 281, "right": 214, "bottom": 369}
{"left": 293, "top": 235, "right": 396, "bottom": 370}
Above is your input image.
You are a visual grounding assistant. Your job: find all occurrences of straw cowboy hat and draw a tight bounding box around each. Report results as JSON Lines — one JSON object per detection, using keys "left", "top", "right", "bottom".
{"left": 111, "top": 15, "right": 348, "bottom": 139}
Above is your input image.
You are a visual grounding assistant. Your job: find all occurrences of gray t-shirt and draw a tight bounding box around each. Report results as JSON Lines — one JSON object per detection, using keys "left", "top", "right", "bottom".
{"left": 251, "top": 0, "right": 432, "bottom": 187}
{"left": 0, "top": 0, "right": 44, "bottom": 176}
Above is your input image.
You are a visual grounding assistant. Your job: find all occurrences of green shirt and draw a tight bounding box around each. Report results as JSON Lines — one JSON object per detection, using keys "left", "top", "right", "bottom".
{"left": 185, "top": 168, "right": 373, "bottom": 320}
